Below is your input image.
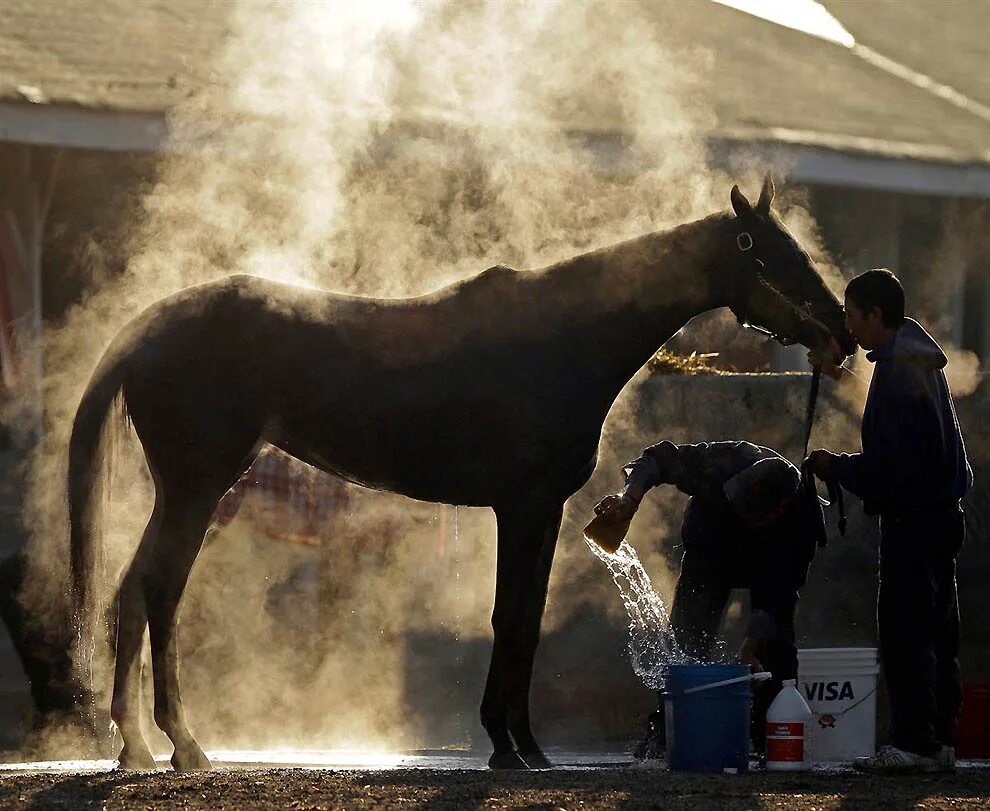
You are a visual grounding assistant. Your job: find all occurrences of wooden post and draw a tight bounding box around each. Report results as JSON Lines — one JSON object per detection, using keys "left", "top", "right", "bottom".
{"left": 0, "top": 144, "right": 61, "bottom": 443}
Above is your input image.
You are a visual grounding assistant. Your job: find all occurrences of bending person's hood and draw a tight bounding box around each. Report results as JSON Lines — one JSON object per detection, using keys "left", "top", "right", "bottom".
{"left": 867, "top": 318, "right": 947, "bottom": 369}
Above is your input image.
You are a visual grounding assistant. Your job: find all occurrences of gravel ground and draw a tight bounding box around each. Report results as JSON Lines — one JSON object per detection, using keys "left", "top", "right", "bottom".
{"left": 2, "top": 765, "right": 989, "bottom": 810}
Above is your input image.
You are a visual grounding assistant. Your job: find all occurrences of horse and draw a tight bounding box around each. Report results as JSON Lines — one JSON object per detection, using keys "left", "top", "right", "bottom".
{"left": 68, "top": 175, "right": 854, "bottom": 771}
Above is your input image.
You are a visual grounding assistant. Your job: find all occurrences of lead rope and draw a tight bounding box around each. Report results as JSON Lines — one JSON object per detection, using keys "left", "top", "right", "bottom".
{"left": 802, "top": 366, "right": 821, "bottom": 461}
{"left": 800, "top": 366, "right": 846, "bottom": 545}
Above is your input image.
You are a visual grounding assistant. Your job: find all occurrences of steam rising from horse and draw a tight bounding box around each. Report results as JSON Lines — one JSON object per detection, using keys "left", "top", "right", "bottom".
{"left": 68, "top": 176, "right": 853, "bottom": 770}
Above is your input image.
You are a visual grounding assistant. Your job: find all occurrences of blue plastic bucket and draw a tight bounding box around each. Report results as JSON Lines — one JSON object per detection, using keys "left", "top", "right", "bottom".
{"left": 663, "top": 664, "right": 752, "bottom": 773}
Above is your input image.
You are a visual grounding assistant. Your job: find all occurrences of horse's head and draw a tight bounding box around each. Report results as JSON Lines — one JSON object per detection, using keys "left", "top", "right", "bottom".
{"left": 725, "top": 175, "right": 855, "bottom": 364}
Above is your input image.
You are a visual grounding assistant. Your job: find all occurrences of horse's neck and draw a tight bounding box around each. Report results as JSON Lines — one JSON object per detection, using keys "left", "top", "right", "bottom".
{"left": 539, "top": 214, "right": 733, "bottom": 391}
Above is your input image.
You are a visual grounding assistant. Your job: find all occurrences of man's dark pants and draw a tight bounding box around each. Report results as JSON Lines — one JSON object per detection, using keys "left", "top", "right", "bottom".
{"left": 879, "top": 505, "right": 964, "bottom": 758}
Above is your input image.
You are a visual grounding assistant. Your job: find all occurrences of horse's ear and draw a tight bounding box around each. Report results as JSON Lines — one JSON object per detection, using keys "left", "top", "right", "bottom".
{"left": 730, "top": 185, "right": 753, "bottom": 219}
{"left": 757, "top": 172, "right": 775, "bottom": 215}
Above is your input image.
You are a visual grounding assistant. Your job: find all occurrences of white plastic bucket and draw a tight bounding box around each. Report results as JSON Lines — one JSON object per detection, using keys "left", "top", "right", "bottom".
{"left": 797, "top": 647, "right": 879, "bottom": 762}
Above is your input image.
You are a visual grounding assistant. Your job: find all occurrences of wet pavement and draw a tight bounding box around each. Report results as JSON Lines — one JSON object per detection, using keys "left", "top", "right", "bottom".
{"left": 0, "top": 749, "right": 633, "bottom": 774}
{"left": 1, "top": 748, "right": 987, "bottom": 774}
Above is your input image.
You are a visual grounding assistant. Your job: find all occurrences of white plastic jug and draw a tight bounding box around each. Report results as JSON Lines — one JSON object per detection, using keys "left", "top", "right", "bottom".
{"left": 766, "top": 679, "right": 813, "bottom": 771}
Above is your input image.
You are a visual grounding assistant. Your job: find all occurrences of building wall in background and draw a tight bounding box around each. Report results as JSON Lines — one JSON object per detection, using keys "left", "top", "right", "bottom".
{"left": 809, "top": 184, "right": 990, "bottom": 368}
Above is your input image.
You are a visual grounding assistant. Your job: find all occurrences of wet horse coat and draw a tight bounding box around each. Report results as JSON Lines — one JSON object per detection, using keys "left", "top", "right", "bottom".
{"left": 68, "top": 179, "right": 853, "bottom": 770}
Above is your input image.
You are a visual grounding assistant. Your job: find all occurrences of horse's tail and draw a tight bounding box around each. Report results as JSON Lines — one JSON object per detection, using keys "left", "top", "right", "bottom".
{"left": 67, "top": 340, "right": 132, "bottom": 643}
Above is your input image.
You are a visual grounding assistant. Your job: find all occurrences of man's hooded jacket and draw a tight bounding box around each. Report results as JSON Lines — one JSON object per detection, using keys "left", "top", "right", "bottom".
{"left": 833, "top": 318, "right": 972, "bottom": 515}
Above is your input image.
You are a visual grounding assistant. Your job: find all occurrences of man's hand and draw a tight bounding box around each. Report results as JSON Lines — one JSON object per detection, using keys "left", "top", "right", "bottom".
{"left": 593, "top": 493, "right": 638, "bottom": 522}
{"left": 807, "top": 336, "right": 844, "bottom": 381}
{"left": 737, "top": 637, "right": 765, "bottom": 674}
{"left": 805, "top": 449, "right": 838, "bottom": 480}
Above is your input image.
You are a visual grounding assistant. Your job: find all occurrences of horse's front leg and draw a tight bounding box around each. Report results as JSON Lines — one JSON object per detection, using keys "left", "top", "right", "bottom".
{"left": 483, "top": 497, "right": 563, "bottom": 770}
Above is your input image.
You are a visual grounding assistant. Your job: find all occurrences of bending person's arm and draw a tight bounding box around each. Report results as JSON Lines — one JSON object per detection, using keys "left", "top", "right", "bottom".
{"left": 621, "top": 440, "right": 776, "bottom": 500}
{"left": 743, "top": 589, "right": 798, "bottom": 675}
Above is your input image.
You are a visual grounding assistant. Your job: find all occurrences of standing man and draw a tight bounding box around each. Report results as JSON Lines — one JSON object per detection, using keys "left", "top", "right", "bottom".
{"left": 593, "top": 440, "right": 825, "bottom": 757}
{"left": 807, "top": 268, "right": 972, "bottom": 774}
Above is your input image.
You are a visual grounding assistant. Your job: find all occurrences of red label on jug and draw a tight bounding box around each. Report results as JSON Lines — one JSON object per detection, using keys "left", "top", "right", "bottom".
{"left": 766, "top": 723, "right": 805, "bottom": 763}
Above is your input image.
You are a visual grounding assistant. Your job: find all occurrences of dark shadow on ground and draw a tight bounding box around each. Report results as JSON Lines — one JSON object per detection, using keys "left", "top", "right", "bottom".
{"left": 1, "top": 765, "right": 990, "bottom": 810}
{"left": 363, "top": 765, "right": 990, "bottom": 811}
{"left": 830, "top": 768, "right": 987, "bottom": 811}
{"left": 0, "top": 770, "right": 158, "bottom": 811}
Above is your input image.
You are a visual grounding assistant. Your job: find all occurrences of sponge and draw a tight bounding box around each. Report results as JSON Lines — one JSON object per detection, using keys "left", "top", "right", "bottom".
{"left": 583, "top": 512, "right": 632, "bottom": 554}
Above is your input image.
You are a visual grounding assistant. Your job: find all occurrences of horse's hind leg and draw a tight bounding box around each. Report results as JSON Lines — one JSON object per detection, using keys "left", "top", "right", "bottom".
{"left": 143, "top": 489, "right": 222, "bottom": 772}
{"left": 112, "top": 511, "right": 158, "bottom": 770}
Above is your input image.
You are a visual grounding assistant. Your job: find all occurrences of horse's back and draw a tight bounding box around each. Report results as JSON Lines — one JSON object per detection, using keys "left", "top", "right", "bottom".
{"left": 115, "top": 268, "right": 598, "bottom": 504}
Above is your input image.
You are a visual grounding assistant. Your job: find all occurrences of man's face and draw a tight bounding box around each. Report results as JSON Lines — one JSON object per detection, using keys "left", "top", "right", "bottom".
{"left": 844, "top": 296, "right": 888, "bottom": 351}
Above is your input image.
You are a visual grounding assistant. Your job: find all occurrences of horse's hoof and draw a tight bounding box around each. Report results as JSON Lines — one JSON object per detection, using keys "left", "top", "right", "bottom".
{"left": 117, "top": 744, "right": 158, "bottom": 771}
{"left": 488, "top": 750, "right": 529, "bottom": 770}
{"left": 171, "top": 745, "right": 212, "bottom": 772}
{"left": 520, "top": 750, "right": 553, "bottom": 769}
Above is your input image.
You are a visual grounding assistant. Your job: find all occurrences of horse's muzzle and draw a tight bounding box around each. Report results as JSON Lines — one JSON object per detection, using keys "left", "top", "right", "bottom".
{"left": 800, "top": 314, "right": 854, "bottom": 363}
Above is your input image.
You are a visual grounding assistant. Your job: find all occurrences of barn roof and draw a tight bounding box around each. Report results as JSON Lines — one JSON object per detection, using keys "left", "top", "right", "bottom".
{"left": 1, "top": 0, "right": 987, "bottom": 166}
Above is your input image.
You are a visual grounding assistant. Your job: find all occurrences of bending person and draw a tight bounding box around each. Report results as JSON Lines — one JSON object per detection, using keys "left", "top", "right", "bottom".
{"left": 593, "top": 440, "right": 825, "bottom": 758}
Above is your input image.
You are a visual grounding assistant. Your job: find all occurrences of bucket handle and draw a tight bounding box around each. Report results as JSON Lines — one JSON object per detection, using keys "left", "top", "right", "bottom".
{"left": 676, "top": 671, "right": 773, "bottom": 696}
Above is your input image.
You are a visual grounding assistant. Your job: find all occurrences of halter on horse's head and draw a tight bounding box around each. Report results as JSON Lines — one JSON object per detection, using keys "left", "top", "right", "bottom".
{"left": 726, "top": 174, "right": 855, "bottom": 364}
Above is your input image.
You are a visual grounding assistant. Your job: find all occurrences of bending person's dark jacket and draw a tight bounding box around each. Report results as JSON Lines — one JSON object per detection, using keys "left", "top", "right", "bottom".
{"left": 832, "top": 319, "right": 973, "bottom": 516}
{"left": 624, "top": 440, "right": 773, "bottom": 546}
{"left": 622, "top": 440, "right": 821, "bottom": 643}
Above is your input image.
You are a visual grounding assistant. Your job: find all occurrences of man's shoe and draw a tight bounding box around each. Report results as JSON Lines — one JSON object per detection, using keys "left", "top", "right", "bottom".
{"left": 935, "top": 745, "right": 956, "bottom": 772}
{"left": 853, "top": 745, "right": 939, "bottom": 774}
